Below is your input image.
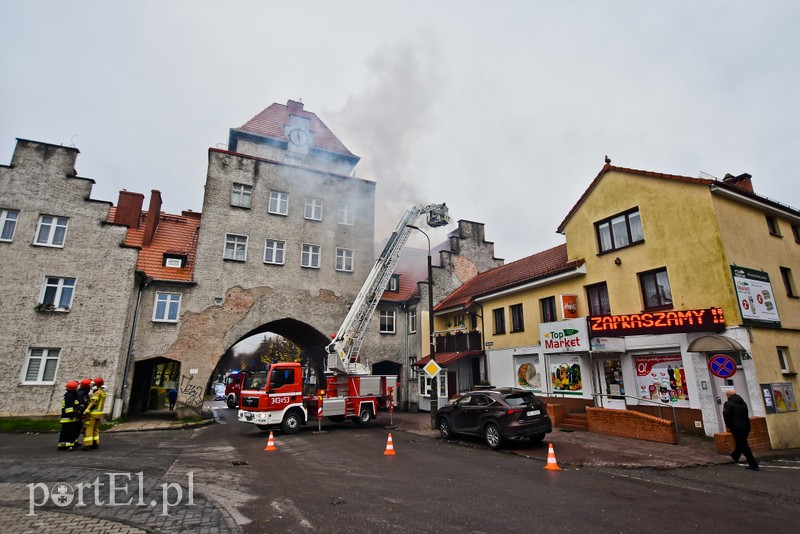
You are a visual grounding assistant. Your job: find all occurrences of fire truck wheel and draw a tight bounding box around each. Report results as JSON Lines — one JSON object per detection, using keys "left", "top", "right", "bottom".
{"left": 353, "top": 407, "right": 373, "bottom": 426}
{"left": 226, "top": 395, "right": 237, "bottom": 409}
{"left": 281, "top": 411, "right": 303, "bottom": 434}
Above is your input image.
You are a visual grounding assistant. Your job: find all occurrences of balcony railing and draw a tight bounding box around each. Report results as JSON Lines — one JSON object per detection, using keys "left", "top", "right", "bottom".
{"left": 435, "top": 331, "right": 482, "bottom": 353}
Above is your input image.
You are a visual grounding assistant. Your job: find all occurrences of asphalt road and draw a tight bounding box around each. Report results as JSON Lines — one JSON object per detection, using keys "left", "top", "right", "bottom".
{"left": 1, "top": 404, "right": 799, "bottom": 533}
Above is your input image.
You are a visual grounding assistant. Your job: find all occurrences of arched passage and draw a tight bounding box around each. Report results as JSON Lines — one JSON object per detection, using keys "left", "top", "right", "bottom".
{"left": 129, "top": 357, "right": 181, "bottom": 416}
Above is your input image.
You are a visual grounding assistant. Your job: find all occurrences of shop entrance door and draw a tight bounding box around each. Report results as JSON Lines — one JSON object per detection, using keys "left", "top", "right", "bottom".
{"left": 709, "top": 356, "right": 751, "bottom": 431}
{"left": 594, "top": 357, "right": 626, "bottom": 410}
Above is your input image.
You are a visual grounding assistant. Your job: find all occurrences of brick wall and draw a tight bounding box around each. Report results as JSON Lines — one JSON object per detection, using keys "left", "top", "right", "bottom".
{"left": 586, "top": 407, "right": 678, "bottom": 444}
{"left": 546, "top": 403, "right": 566, "bottom": 426}
{"left": 714, "top": 417, "right": 771, "bottom": 455}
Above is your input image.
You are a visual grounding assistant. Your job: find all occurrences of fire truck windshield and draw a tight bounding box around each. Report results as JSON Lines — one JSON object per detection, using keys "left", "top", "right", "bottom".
{"left": 244, "top": 371, "right": 268, "bottom": 390}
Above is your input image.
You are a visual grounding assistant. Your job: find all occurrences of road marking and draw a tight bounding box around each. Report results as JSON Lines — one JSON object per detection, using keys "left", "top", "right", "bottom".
{"left": 612, "top": 473, "right": 712, "bottom": 493}
{"left": 272, "top": 499, "right": 314, "bottom": 529}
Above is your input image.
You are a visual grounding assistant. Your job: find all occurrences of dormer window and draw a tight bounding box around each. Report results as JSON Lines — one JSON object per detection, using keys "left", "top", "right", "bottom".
{"left": 387, "top": 275, "right": 400, "bottom": 292}
{"left": 163, "top": 254, "right": 186, "bottom": 268}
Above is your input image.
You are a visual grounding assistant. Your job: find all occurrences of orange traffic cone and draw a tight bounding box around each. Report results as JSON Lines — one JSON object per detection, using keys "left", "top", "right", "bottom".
{"left": 543, "top": 443, "right": 561, "bottom": 471}
{"left": 264, "top": 431, "right": 278, "bottom": 451}
{"left": 384, "top": 433, "right": 396, "bottom": 456}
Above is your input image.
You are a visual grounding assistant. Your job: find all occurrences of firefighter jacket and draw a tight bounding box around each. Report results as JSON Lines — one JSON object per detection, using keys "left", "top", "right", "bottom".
{"left": 77, "top": 388, "right": 91, "bottom": 414}
{"left": 84, "top": 388, "right": 107, "bottom": 418}
{"left": 60, "top": 390, "right": 81, "bottom": 423}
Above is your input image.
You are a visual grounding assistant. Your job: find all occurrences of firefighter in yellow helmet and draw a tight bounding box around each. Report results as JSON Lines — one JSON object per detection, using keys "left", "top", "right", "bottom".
{"left": 82, "top": 377, "right": 107, "bottom": 450}
{"left": 58, "top": 381, "right": 81, "bottom": 450}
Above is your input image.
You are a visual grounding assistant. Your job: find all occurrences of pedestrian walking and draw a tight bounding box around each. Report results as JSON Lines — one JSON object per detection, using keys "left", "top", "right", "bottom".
{"left": 57, "top": 381, "right": 81, "bottom": 451}
{"left": 723, "top": 388, "right": 759, "bottom": 470}
{"left": 168, "top": 388, "right": 178, "bottom": 411}
{"left": 82, "top": 377, "right": 107, "bottom": 451}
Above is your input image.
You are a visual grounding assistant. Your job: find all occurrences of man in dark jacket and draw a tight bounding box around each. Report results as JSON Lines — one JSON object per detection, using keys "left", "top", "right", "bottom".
{"left": 723, "top": 389, "right": 759, "bottom": 470}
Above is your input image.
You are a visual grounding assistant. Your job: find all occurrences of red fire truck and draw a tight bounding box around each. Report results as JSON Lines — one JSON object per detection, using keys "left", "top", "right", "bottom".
{"left": 223, "top": 370, "right": 252, "bottom": 409}
{"left": 237, "top": 203, "right": 449, "bottom": 433}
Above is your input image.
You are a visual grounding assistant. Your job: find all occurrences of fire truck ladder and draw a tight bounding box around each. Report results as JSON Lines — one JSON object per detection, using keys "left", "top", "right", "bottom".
{"left": 326, "top": 203, "right": 449, "bottom": 374}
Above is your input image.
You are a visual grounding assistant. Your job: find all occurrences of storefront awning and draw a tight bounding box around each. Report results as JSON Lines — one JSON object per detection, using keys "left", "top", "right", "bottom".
{"left": 414, "top": 350, "right": 484, "bottom": 368}
{"left": 687, "top": 335, "right": 746, "bottom": 353}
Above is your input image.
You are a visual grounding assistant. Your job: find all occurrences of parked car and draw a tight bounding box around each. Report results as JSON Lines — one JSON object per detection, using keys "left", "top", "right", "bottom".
{"left": 436, "top": 388, "right": 552, "bottom": 450}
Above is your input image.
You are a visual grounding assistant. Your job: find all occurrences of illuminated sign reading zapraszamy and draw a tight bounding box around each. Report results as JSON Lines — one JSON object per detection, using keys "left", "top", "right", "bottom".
{"left": 589, "top": 308, "right": 725, "bottom": 337}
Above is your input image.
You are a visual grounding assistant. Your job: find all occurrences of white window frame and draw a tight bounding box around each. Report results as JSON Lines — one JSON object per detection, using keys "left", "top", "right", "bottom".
{"left": 778, "top": 347, "right": 795, "bottom": 374}
{"left": 164, "top": 257, "right": 183, "bottom": 268}
{"left": 264, "top": 239, "right": 286, "bottom": 265}
{"left": 387, "top": 276, "right": 399, "bottom": 292}
{"left": 34, "top": 215, "right": 69, "bottom": 247}
{"left": 380, "top": 310, "right": 396, "bottom": 334}
{"left": 153, "top": 292, "right": 182, "bottom": 322}
{"left": 408, "top": 308, "right": 417, "bottom": 333}
{"left": 419, "top": 371, "right": 447, "bottom": 397}
{"left": 338, "top": 203, "right": 354, "bottom": 225}
{"left": 304, "top": 197, "right": 323, "bottom": 221}
{"left": 231, "top": 183, "right": 253, "bottom": 208}
{"left": 268, "top": 191, "right": 289, "bottom": 216}
{"left": 224, "top": 234, "right": 248, "bottom": 262}
{"left": 39, "top": 276, "right": 76, "bottom": 310}
{"left": 22, "top": 347, "right": 61, "bottom": 384}
{"left": 1, "top": 209, "right": 19, "bottom": 242}
{"left": 301, "top": 243, "right": 321, "bottom": 269}
{"left": 335, "top": 247, "right": 354, "bottom": 272}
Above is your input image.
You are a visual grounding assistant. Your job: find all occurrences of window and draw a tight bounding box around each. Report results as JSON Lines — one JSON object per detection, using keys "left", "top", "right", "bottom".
{"left": 780, "top": 266, "right": 798, "bottom": 297}
{"left": 268, "top": 191, "right": 289, "bottom": 215}
{"left": 595, "top": 208, "right": 644, "bottom": 253}
{"left": 224, "top": 234, "right": 248, "bottom": 261}
{"left": 335, "top": 248, "right": 354, "bottom": 272}
{"left": 380, "top": 310, "right": 396, "bottom": 334}
{"left": 338, "top": 203, "right": 354, "bottom": 225}
{"left": 470, "top": 313, "right": 478, "bottom": 330}
{"left": 301, "top": 244, "right": 321, "bottom": 268}
{"left": 153, "top": 292, "right": 181, "bottom": 322}
{"left": 540, "top": 297, "right": 557, "bottom": 322}
{"left": 778, "top": 347, "right": 795, "bottom": 374}
{"left": 34, "top": 215, "right": 69, "bottom": 247}
{"left": 22, "top": 347, "right": 61, "bottom": 384}
{"left": 766, "top": 215, "right": 782, "bottom": 236}
{"left": 408, "top": 308, "right": 417, "bottom": 333}
{"left": 586, "top": 282, "right": 611, "bottom": 316}
{"left": 639, "top": 267, "right": 673, "bottom": 310}
{"left": 231, "top": 183, "right": 252, "bottom": 208}
{"left": 163, "top": 255, "right": 186, "bottom": 268}
{"left": 510, "top": 304, "right": 525, "bottom": 333}
{"left": 792, "top": 223, "right": 800, "bottom": 243}
{"left": 39, "top": 277, "right": 76, "bottom": 310}
{"left": 387, "top": 275, "right": 399, "bottom": 292}
{"left": 304, "top": 197, "right": 323, "bottom": 221}
{"left": 493, "top": 308, "right": 506, "bottom": 335}
{"left": 419, "top": 372, "right": 447, "bottom": 397}
{"left": 264, "top": 239, "right": 286, "bottom": 265}
{"left": 1, "top": 209, "right": 19, "bottom": 241}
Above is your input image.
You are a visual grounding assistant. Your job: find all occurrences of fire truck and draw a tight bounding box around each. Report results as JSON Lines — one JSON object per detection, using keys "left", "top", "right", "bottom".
{"left": 237, "top": 203, "right": 449, "bottom": 433}
{"left": 223, "top": 370, "right": 252, "bottom": 409}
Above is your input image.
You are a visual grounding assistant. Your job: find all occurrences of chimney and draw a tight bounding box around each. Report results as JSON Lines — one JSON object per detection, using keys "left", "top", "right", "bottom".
{"left": 287, "top": 99, "right": 304, "bottom": 115}
{"left": 114, "top": 190, "right": 144, "bottom": 228}
{"left": 142, "top": 190, "right": 163, "bottom": 247}
{"left": 722, "top": 173, "right": 754, "bottom": 193}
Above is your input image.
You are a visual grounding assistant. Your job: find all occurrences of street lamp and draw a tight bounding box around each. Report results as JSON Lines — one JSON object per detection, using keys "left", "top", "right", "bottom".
{"left": 406, "top": 224, "right": 438, "bottom": 429}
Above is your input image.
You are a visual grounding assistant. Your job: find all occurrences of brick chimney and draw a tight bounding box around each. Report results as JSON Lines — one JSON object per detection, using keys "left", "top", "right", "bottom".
{"left": 142, "top": 190, "right": 163, "bottom": 247}
{"left": 114, "top": 190, "right": 144, "bottom": 228}
{"left": 287, "top": 99, "right": 304, "bottom": 114}
{"left": 722, "top": 173, "right": 754, "bottom": 193}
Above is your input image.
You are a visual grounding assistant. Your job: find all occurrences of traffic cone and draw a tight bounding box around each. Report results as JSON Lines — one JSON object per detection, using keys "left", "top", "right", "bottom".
{"left": 264, "top": 431, "right": 278, "bottom": 451}
{"left": 384, "top": 433, "right": 396, "bottom": 456}
{"left": 543, "top": 443, "right": 561, "bottom": 471}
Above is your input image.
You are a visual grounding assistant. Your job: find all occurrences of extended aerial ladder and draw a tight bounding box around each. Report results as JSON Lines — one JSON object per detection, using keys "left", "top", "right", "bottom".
{"left": 326, "top": 203, "right": 449, "bottom": 374}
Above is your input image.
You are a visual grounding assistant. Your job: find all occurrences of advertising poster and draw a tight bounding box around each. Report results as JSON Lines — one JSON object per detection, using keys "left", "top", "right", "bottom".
{"left": 561, "top": 295, "right": 578, "bottom": 319}
{"left": 515, "top": 355, "right": 543, "bottom": 391}
{"left": 634, "top": 354, "right": 690, "bottom": 408}
{"left": 550, "top": 355, "right": 583, "bottom": 394}
{"left": 772, "top": 383, "right": 797, "bottom": 413}
{"left": 760, "top": 383, "right": 776, "bottom": 414}
{"left": 540, "top": 318, "right": 590, "bottom": 353}
{"left": 731, "top": 266, "right": 781, "bottom": 327}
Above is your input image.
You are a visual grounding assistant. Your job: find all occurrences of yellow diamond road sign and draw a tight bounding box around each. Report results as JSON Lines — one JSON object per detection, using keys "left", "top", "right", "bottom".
{"left": 423, "top": 360, "right": 442, "bottom": 379}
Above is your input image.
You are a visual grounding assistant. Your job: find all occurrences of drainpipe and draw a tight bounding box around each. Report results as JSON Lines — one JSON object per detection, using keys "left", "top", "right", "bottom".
{"left": 478, "top": 304, "right": 487, "bottom": 380}
{"left": 113, "top": 272, "right": 151, "bottom": 419}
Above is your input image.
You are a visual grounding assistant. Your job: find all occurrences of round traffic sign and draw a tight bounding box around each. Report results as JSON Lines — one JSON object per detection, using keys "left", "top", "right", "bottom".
{"left": 708, "top": 353, "right": 737, "bottom": 378}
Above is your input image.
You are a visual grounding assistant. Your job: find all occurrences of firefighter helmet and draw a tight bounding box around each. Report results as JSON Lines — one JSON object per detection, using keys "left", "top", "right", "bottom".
{"left": 93, "top": 377, "right": 104, "bottom": 387}
{"left": 66, "top": 381, "right": 79, "bottom": 391}
{"left": 80, "top": 378, "right": 92, "bottom": 389}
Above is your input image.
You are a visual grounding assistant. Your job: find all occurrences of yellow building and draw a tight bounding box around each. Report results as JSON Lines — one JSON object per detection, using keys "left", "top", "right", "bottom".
{"left": 434, "top": 165, "right": 800, "bottom": 448}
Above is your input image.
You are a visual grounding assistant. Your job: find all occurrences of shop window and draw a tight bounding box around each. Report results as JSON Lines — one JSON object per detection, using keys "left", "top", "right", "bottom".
{"left": 586, "top": 282, "right": 611, "bottom": 316}
{"left": 540, "top": 296, "right": 557, "bottom": 322}
{"left": 595, "top": 208, "right": 644, "bottom": 253}
{"left": 639, "top": 268, "right": 673, "bottom": 310}
{"left": 492, "top": 308, "right": 505, "bottom": 335}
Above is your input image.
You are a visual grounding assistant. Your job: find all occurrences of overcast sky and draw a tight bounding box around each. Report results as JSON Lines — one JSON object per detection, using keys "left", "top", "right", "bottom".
{"left": 3, "top": 1, "right": 798, "bottom": 263}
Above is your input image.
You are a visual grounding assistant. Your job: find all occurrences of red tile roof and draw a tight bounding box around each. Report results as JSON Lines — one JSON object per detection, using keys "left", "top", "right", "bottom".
{"left": 435, "top": 244, "right": 584, "bottom": 312}
{"left": 108, "top": 206, "right": 200, "bottom": 282}
{"left": 233, "top": 101, "right": 357, "bottom": 157}
{"left": 414, "top": 350, "right": 484, "bottom": 367}
{"left": 381, "top": 272, "right": 420, "bottom": 302}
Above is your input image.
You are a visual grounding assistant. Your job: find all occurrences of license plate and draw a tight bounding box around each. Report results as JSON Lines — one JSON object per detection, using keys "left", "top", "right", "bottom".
{"left": 526, "top": 410, "right": 540, "bottom": 416}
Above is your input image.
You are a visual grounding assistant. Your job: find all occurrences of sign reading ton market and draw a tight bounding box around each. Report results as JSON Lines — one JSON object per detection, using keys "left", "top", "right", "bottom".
{"left": 589, "top": 308, "right": 725, "bottom": 337}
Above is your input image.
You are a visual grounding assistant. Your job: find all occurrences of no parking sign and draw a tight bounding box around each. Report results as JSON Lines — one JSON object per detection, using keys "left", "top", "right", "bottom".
{"left": 708, "top": 354, "right": 737, "bottom": 378}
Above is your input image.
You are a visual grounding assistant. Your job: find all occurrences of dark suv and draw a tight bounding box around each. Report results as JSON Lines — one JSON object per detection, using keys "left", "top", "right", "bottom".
{"left": 436, "top": 388, "right": 552, "bottom": 450}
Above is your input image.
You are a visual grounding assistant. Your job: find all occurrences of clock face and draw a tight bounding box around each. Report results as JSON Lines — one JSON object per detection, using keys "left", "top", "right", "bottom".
{"left": 288, "top": 128, "right": 309, "bottom": 147}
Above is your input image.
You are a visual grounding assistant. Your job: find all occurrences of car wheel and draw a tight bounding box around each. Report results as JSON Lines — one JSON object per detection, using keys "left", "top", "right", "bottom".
{"left": 484, "top": 422, "right": 502, "bottom": 450}
{"left": 438, "top": 417, "right": 453, "bottom": 440}
{"left": 353, "top": 406, "right": 373, "bottom": 426}
{"left": 281, "top": 411, "right": 303, "bottom": 434}
{"left": 226, "top": 395, "right": 237, "bottom": 409}
{"left": 528, "top": 432, "right": 546, "bottom": 444}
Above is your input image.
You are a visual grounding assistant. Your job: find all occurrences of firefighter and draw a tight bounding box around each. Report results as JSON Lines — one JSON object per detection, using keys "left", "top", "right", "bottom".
{"left": 82, "top": 377, "right": 107, "bottom": 450}
{"left": 76, "top": 378, "right": 93, "bottom": 440}
{"left": 58, "top": 381, "right": 81, "bottom": 451}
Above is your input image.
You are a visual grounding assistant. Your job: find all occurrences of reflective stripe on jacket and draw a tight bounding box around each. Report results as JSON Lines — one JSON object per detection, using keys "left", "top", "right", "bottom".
{"left": 85, "top": 388, "right": 107, "bottom": 417}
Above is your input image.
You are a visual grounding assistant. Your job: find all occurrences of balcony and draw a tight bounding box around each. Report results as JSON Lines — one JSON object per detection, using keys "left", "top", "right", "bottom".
{"left": 435, "top": 331, "right": 482, "bottom": 353}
